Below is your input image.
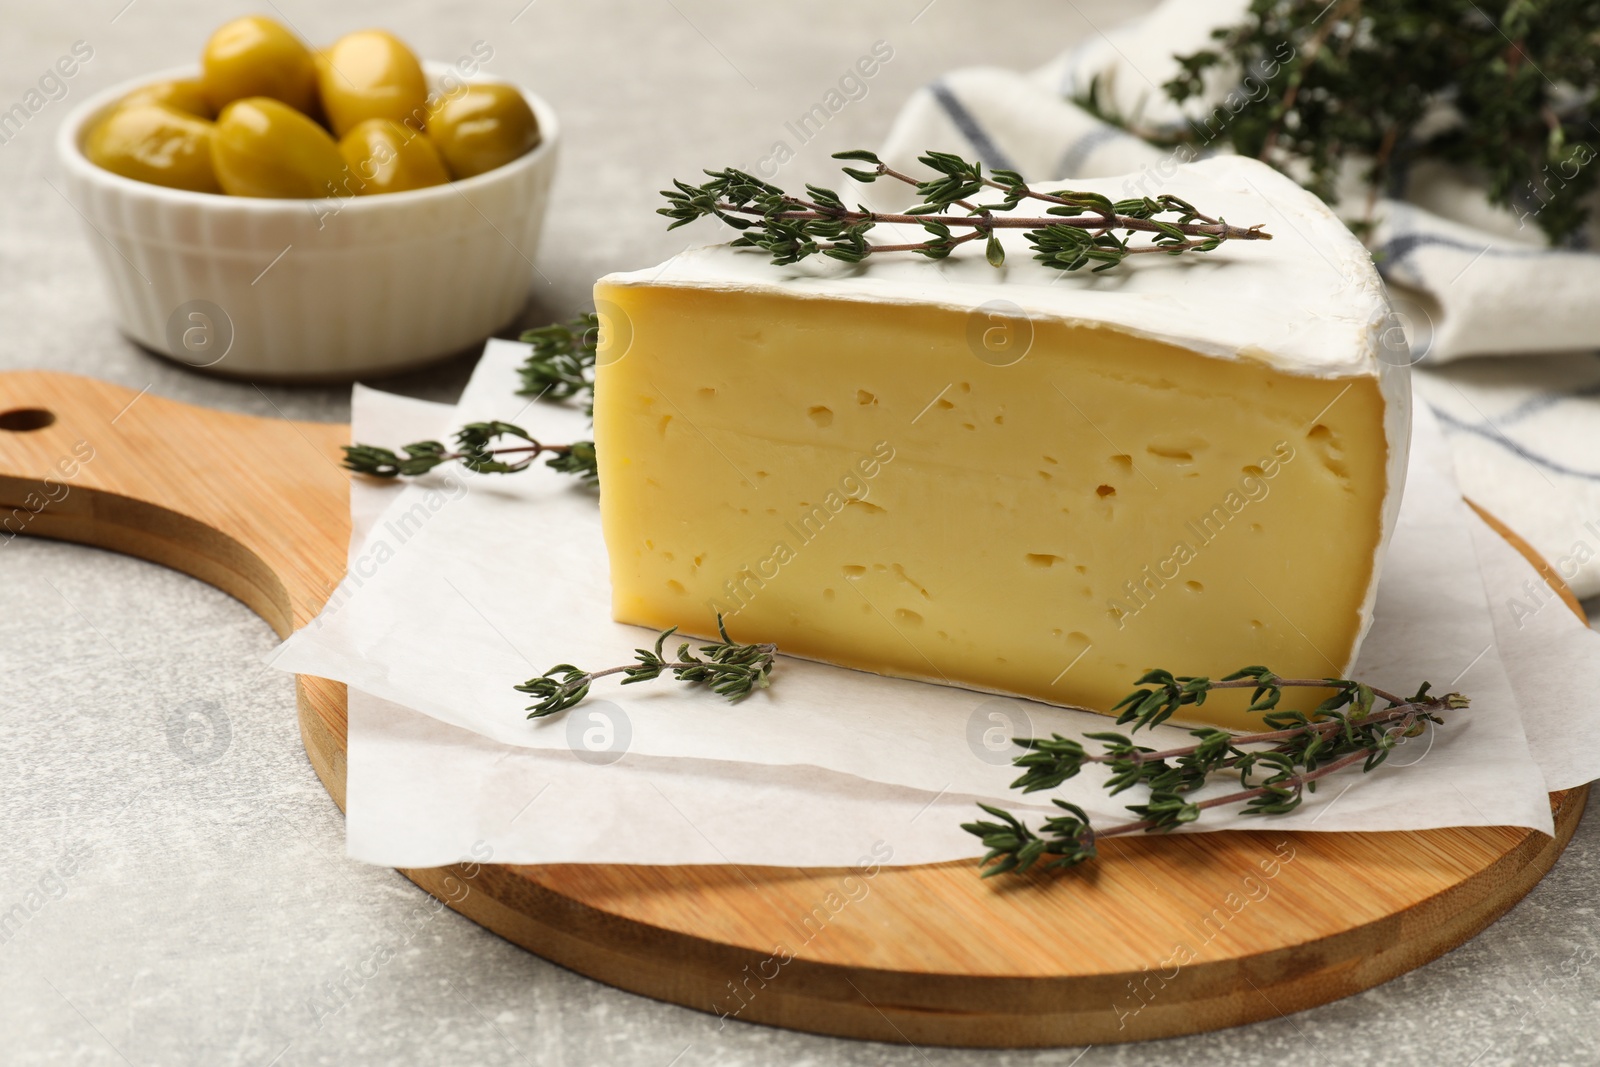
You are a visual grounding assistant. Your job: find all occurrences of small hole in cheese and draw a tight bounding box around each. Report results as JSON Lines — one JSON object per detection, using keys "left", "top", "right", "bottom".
{"left": 1110, "top": 454, "right": 1132, "bottom": 472}
{"left": 841, "top": 565, "right": 866, "bottom": 578}
{"left": 891, "top": 563, "right": 930, "bottom": 599}
{"left": 896, "top": 608, "right": 923, "bottom": 626}
{"left": 1186, "top": 581, "right": 1204, "bottom": 593}
{"left": 1096, "top": 484, "right": 1116, "bottom": 498}
{"left": 698, "top": 387, "right": 716, "bottom": 400}
{"left": 808, "top": 405, "right": 834, "bottom": 427}
{"left": 1307, "top": 423, "right": 1350, "bottom": 479}
{"left": 1025, "top": 553, "right": 1063, "bottom": 568}
{"left": 666, "top": 579, "right": 685, "bottom": 594}
{"left": 856, "top": 390, "right": 877, "bottom": 406}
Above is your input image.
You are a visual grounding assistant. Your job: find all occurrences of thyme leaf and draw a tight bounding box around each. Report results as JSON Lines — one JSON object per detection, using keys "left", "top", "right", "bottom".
{"left": 518, "top": 312, "right": 600, "bottom": 412}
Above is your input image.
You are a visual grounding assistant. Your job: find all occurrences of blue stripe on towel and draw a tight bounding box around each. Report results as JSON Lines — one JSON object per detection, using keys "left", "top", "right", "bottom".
{"left": 1378, "top": 232, "right": 1554, "bottom": 275}
{"left": 1494, "top": 370, "right": 1600, "bottom": 428}
{"left": 1432, "top": 404, "right": 1600, "bottom": 481}
{"left": 929, "top": 81, "right": 1018, "bottom": 172}
{"left": 1055, "top": 124, "right": 1133, "bottom": 178}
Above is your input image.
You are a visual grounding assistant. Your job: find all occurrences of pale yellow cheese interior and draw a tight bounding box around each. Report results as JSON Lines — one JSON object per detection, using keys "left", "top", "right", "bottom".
{"left": 593, "top": 285, "right": 1388, "bottom": 729}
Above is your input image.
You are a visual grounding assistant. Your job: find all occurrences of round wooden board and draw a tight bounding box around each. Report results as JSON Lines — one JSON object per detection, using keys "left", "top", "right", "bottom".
{"left": 0, "top": 371, "right": 1587, "bottom": 1048}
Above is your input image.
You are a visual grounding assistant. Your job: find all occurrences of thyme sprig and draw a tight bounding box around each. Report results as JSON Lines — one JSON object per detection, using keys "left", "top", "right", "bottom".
{"left": 1105, "top": 0, "right": 1600, "bottom": 243}
{"left": 345, "top": 313, "right": 604, "bottom": 485}
{"left": 515, "top": 616, "right": 778, "bottom": 718}
{"left": 342, "top": 421, "right": 597, "bottom": 481}
{"left": 963, "top": 667, "right": 1468, "bottom": 877}
{"left": 660, "top": 149, "right": 1271, "bottom": 272}
{"left": 519, "top": 313, "right": 600, "bottom": 411}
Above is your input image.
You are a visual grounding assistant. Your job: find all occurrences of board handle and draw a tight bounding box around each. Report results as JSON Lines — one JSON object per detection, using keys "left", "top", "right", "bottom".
{"left": 0, "top": 370, "right": 350, "bottom": 635}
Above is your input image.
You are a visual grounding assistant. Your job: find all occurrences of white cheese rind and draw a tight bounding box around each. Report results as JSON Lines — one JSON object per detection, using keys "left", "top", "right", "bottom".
{"left": 606, "top": 157, "right": 1395, "bottom": 381}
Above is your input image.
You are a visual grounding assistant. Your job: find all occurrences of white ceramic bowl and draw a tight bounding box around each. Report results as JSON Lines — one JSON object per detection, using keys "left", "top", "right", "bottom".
{"left": 56, "top": 64, "right": 559, "bottom": 381}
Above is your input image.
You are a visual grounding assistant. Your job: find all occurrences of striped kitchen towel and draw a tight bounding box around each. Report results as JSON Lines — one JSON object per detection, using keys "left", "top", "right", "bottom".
{"left": 876, "top": 0, "right": 1600, "bottom": 600}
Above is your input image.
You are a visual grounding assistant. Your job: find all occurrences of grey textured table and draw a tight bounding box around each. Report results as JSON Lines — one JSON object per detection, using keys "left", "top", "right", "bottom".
{"left": 3, "top": 2, "right": 1599, "bottom": 1064}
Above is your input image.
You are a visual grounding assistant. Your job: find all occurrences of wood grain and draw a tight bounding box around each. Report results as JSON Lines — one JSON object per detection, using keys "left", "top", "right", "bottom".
{"left": 0, "top": 371, "right": 1587, "bottom": 1048}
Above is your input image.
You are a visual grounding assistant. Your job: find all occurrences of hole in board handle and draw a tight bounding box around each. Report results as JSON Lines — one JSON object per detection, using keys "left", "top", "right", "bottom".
{"left": 0, "top": 408, "right": 56, "bottom": 433}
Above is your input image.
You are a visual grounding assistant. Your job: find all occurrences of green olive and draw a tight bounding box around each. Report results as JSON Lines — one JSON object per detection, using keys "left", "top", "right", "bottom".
{"left": 211, "top": 97, "right": 347, "bottom": 198}
{"left": 119, "top": 78, "right": 213, "bottom": 120}
{"left": 338, "top": 118, "right": 449, "bottom": 194}
{"left": 201, "top": 15, "right": 318, "bottom": 114}
{"left": 426, "top": 83, "right": 539, "bottom": 180}
{"left": 317, "top": 30, "right": 428, "bottom": 138}
{"left": 85, "top": 104, "right": 221, "bottom": 193}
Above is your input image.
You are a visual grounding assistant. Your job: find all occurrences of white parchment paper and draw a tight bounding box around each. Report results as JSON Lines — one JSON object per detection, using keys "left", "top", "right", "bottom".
{"left": 281, "top": 341, "right": 1600, "bottom": 867}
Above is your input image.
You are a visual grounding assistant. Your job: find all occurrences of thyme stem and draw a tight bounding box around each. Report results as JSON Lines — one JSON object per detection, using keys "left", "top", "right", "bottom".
{"left": 1093, "top": 702, "right": 1423, "bottom": 767}
{"left": 1086, "top": 743, "right": 1380, "bottom": 841}
{"left": 705, "top": 203, "right": 1268, "bottom": 241}
{"left": 424, "top": 441, "right": 578, "bottom": 465}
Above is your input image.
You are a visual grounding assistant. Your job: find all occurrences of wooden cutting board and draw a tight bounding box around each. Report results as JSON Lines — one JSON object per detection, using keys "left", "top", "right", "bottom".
{"left": 0, "top": 370, "right": 1587, "bottom": 1048}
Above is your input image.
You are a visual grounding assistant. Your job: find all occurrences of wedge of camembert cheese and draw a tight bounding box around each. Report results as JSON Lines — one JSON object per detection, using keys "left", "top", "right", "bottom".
{"left": 592, "top": 155, "right": 1410, "bottom": 729}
